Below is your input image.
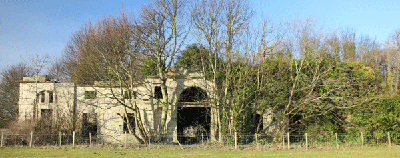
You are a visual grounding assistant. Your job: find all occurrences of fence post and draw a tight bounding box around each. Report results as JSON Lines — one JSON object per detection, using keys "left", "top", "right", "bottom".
{"left": 255, "top": 133, "right": 258, "bottom": 150}
{"left": 30, "top": 131, "right": 33, "bottom": 147}
{"left": 361, "top": 132, "right": 363, "bottom": 148}
{"left": 148, "top": 135, "right": 150, "bottom": 150}
{"left": 1, "top": 131, "right": 3, "bottom": 147}
{"left": 282, "top": 134, "right": 285, "bottom": 149}
{"left": 89, "top": 133, "right": 92, "bottom": 146}
{"left": 72, "top": 131, "right": 75, "bottom": 148}
{"left": 305, "top": 133, "right": 308, "bottom": 150}
{"left": 202, "top": 133, "right": 204, "bottom": 144}
{"left": 335, "top": 133, "right": 338, "bottom": 149}
{"left": 124, "top": 131, "right": 127, "bottom": 148}
{"left": 234, "top": 132, "right": 237, "bottom": 150}
{"left": 59, "top": 132, "right": 62, "bottom": 146}
{"left": 388, "top": 132, "right": 391, "bottom": 147}
{"left": 287, "top": 132, "right": 290, "bottom": 150}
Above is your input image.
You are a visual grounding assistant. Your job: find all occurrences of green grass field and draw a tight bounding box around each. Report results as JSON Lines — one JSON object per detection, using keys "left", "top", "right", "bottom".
{"left": 1, "top": 146, "right": 399, "bottom": 158}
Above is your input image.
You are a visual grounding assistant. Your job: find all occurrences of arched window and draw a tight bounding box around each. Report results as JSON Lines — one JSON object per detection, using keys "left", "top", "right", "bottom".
{"left": 37, "top": 91, "right": 45, "bottom": 103}
{"left": 178, "top": 87, "right": 207, "bottom": 102}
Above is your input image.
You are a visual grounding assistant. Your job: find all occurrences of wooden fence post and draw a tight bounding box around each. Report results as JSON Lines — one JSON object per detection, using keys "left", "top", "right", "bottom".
{"left": 30, "top": 131, "right": 33, "bottom": 147}
{"left": 1, "top": 131, "right": 3, "bottom": 147}
{"left": 335, "top": 133, "right": 338, "bottom": 149}
{"left": 305, "top": 133, "right": 308, "bottom": 150}
{"left": 124, "top": 131, "right": 127, "bottom": 148}
{"left": 89, "top": 133, "right": 92, "bottom": 146}
{"left": 361, "top": 132, "right": 363, "bottom": 148}
{"left": 148, "top": 135, "right": 151, "bottom": 149}
{"left": 202, "top": 133, "right": 204, "bottom": 144}
{"left": 72, "top": 131, "right": 75, "bottom": 148}
{"left": 234, "top": 132, "right": 237, "bottom": 150}
{"left": 59, "top": 132, "right": 62, "bottom": 146}
{"left": 287, "top": 132, "right": 290, "bottom": 150}
{"left": 388, "top": 132, "right": 391, "bottom": 147}
{"left": 255, "top": 133, "right": 258, "bottom": 150}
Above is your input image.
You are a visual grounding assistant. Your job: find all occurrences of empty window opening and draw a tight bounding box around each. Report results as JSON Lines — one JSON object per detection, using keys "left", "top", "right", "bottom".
{"left": 41, "top": 109, "right": 53, "bottom": 119}
{"left": 178, "top": 87, "right": 207, "bottom": 102}
{"left": 289, "top": 114, "right": 303, "bottom": 134}
{"left": 124, "top": 90, "right": 137, "bottom": 99}
{"left": 85, "top": 91, "right": 97, "bottom": 99}
{"left": 39, "top": 91, "right": 45, "bottom": 103}
{"left": 49, "top": 91, "right": 53, "bottom": 103}
{"left": 154, "top": 86, "right": 163, "bottom": 99}
{"left": 255, "top": 114, "right": 263, "bottom": 133}
{"left": 82, "top": 113, "right": 98, "bottom": 138}
{"left": 177, "top": 107, "right": 210, "bottom": 144}
{"left": 153, "top": 107, "right": 163, "bottom": 132}
{"left": 289, "top": 114, "right": 304, "bottom": 142}
{"left": 39, "top": 109, "right": 53, "bottom": 132}
{"left": 123, "top": 113, "right": 135, "bottom": 133}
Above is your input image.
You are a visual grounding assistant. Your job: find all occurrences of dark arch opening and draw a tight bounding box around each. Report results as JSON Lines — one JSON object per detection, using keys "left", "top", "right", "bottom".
{"left": 178, "top": 86, "right": 207, "bottom": 102}
{"left": 255, "top": 113, "right": 263, "bottom": 133}
{"left": 177, "top": 87, "right": 210, "bottom": 144}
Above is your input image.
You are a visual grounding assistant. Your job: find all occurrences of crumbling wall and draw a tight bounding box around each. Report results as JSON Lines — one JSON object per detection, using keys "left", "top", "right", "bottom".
{"left": 18, "top": 72, "right": 216, "bottom": 143}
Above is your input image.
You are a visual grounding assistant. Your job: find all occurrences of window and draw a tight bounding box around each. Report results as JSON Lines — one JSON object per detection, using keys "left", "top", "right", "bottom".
{"left": 41, "top": 109, "right": 53, "bottom": 129}
{"left": 85, "top": 91, "right": 97, "bottom": 99}
{"left": 49, "top": 91, "right": 53, "bottom": 103}
{"left": 154, "top": 86, "right": 163, "bottom": 99}
{"left": 123, "top": 113, "right": 135, "bottom": 133}
{"left": 41, "top": 109, "right": 53, "bottom": 119}
{"left": 124, "top": 90, "right": 137, "bottom": 99}
{"left": 39, "top": 91, "right": 45, "bottom": 103}
{"left": 83, "top": 113, "right": 88, "bottom": 123}
{"left": 82, "top": 113, "right": 98, "bottom": 125}
{"left": 82, "top": 113, "right": 98, "bottom": 137}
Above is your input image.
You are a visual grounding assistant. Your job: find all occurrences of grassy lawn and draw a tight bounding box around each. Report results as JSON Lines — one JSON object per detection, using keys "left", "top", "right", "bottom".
{"left": 1, "top": 146, "right": 399, "bottom": 158}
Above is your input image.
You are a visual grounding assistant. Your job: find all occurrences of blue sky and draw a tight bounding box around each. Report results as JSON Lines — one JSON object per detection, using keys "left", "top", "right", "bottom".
{"left": 1, "top": 0, "right": 400, "bottom": 72}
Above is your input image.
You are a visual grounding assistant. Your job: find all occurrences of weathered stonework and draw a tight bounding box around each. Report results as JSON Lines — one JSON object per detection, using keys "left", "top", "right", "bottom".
{"left": 18, "top": 71, "right": 218, "bottom": 143}
{"left": 19, "top": 71, "right": 277, "bottom": 143}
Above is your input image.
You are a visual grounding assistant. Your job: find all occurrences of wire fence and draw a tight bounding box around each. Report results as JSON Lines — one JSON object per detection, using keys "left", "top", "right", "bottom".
{"left": 0, "top": 131, "right": 398, "bottom": 150}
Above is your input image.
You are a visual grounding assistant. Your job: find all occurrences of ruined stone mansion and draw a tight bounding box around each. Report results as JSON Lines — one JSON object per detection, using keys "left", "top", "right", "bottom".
{"left": 18, "top": 70, "right": 275, "bottom": 143}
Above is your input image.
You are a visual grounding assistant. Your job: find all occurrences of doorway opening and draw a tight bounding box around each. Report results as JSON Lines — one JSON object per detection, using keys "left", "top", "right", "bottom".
{"left": 177, "top": 86, "right": 209, "bottom": 144}
{"left": 177, "top": 107, "right": 210, "bottom": 144}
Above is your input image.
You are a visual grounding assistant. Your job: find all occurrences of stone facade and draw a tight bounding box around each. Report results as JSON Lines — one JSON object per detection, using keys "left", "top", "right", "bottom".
{"left": 18, "top": 71, "right": 277, "bottom": 143}
{"left": 18, "top": 71, "right": 218, "bottom": 143}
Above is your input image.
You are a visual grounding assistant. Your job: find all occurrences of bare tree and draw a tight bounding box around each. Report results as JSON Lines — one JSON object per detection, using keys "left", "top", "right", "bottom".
{"left": 0, "top": 63, "right": 33, "bottom": 127}
{"left": 191, "top": 0, "right": 253, "bottom": 139}
{"left": 358, "top": 35, "right": 382, "bottom": 70}
{"left": 326, "top": 30, "right": 341, "bottom": 60}
{"left": 23, "top": 53, "right": 51, "bottom": 76}
{"left": 58, "top": 9, "right": 156, "bottom": 142}
{"left": 219, "top": 0, "right": 253, "bottom": 134}
{"left": 48, "top": 57, "right": 70, "bottom": 82}
{"left": 288, "top": 18, "right": 327, "bottom": 59}
{"left": 21, "top": 53, "right": 52, "bottom": 119}
{"left": 340, "top": 28, "right": 357, "bottom": 61}
{"left": 258, "top": 18, "right": 285, "bottom": 59}
{"left": 136, "top": 0, "right": 188, "bottom": 134}
{"left": 385, "top": 29, "right": 400, "bottom": 94}
{"left": 191, "top": 0, "right": 223, "bottom": 141}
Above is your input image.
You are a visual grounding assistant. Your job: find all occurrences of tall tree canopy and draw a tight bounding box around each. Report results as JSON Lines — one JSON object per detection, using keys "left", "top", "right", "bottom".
{"left": 61, "top": 11, "right": 143, "bottom": 85}
{"left": 0, "top": 63, "right": 33, "bottom": 128}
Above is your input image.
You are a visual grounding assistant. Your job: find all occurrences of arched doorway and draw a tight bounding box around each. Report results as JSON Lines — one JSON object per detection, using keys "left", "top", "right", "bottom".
{"left": 177, "top": 86, "right": 210, "bottom": 144}
{"left": 178, "top": 86, "right": 207, "bottom": 103}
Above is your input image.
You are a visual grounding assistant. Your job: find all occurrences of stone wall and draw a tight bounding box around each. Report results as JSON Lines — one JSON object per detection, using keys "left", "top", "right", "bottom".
{"left": 18, "top": 73, "right": 217, "bottom": 143}
{"left": 18, "top": 73, "right": 280, "bottom": 143}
